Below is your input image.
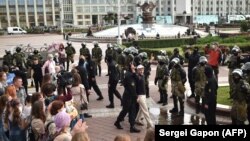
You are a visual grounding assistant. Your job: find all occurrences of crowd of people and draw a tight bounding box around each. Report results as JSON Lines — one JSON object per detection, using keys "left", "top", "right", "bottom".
{"left": 0, "top": 40, "right": 250, "bottom": 141}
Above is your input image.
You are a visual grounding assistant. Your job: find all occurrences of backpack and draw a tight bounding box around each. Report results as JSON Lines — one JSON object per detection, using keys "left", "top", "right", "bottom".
{"left": 44, "top": 120, "right": 58, "bottom": 141}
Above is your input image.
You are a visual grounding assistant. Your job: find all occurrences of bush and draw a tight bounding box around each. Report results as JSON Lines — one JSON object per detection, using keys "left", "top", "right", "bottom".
{"left": 240, "top": 21, "right": 250, "bottom": 32}
{"left": 197, "top": 36, "right": 250, "bottom": 45}
{"left": 123, "top": 38, "right": 196, "bottom": 48}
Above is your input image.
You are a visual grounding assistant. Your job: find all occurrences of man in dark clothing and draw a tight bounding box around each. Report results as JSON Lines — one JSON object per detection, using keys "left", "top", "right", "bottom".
{"left": 85, "top": 53, "right": 104, "bottom": 101}
{"left": 65, "top": 41, "right": 76, "bottom": 71}
{"left": 31, "top": 58, "right": 43, "bottom": 92}
{"left": 106, "top": 55, "right": 122, "bottom": 108}
{"left": 169, "top": 48, "right": 184, "bottom": 70}
{"left": 204, "top": 66, "right": 218, "bottom": 125}
{"left": 186, "top": 47, "right": 201, "bottom": 98}
{"left": 114, "top": 63, "right": 140, "bottom": 133}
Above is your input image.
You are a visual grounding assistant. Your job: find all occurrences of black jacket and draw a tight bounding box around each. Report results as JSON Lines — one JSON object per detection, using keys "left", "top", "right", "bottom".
{"left": 108, "top": 60, "right": 119, "bottom": 83}
{"left": 77, "top": 59, "right": 90, "bottom": 90}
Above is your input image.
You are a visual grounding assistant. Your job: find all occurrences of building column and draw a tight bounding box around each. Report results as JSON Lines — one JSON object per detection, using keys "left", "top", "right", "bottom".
{"left": 52, "top": 0, "right": 56, "bottom": 26}
{"left": 171, "top": 0, "right": 175, "bottom": 24}
{"left": 6, "top": 0, "right": 10, "bottom": 27}
{"left": 33, "top": 0, "right": 38, "bottom": 26}
{"left": 24, "top": 0, "right": 29, "bottom": 28}
{"left": 43, "top": 0, "right": 47, "bottom": 26}
{"left": 15, "top": 0, "right": 20, "bottom": 27}
{"left": 72, "top": 0, "right": 77, "bottom": 25}
{"left": 158, "top": 0, "right": 161, "bottom": 16}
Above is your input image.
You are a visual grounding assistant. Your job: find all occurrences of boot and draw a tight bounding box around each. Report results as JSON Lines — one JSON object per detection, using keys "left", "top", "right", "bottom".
{"left": 157, "top": 90, "right": 163, "bottom": 104}
{"left": 170, "top": 95, "right": 178, "bottom": 113}
{"left": 114, "top": 121, "right": 123, "bottom": 129}
{"left": 130, "top": 126, "right": 140, "bottom": 133}
{"left": 195, "top": 103, "right": 200, "bottom": 114}
{"left": 162, "top": 90, "right": 168, "bottom": 106}
{"left": 106, "top": 104, "right": 114, "bottom": 108}
{"left": 178, "top": 99, "right": 184, "bottom": 116}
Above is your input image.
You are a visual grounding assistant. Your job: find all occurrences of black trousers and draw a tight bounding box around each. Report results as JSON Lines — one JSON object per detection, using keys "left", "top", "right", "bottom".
{"left": 204, "top": 103, "right": 216, "bottom": 125}
{"left": 66, "top": 57, "right": 74, "bottom": 71}
{"left": 117, "top": 101, "right": 136, "bottom": 127}
{"left": 88, "top": 78, "right": 103, "bottom": 98}
{"left": 108, "top": 81, "right": 121, "bottom": 104}
{"left": 188, "top": 70, "right": 195, "bottom": 95}
{"left": 34, "top": 77, "right": 42, "bottom": 92}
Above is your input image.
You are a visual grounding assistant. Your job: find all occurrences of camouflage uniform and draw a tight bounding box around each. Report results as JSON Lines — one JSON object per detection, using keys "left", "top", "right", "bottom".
{"left": 227, "top": 54, "right": 244, "bottom": 98}
{"left": 142, "top": 57, "right": 151, "bottom": 98}
{"left": 80, "top": 44, "right": 90, "bottom": 57}
{"left": 92, "top": 44, "right": 102, "bottom": 76}
{"left": 231, "top": 78, "right": 250, "bottom": 125}
{"left": 241, "top": 63, "right": 250, "bottom": 124}
{"left": 117, "top": 51, "right": 126, "bottom": 84}
{"left": 170, "top": 60, "right": 186, "bottom": 115}
{"left": 65, "top": 43, "right": 76, "bottom": 71}
{"left": 193, "top": 64, "right": 207, "bottom": 113}
{"left": 13, "top": 51, "right": 26, "bottom": 70}
{"left": 155, "top": 56, "right": 169, "bottom": 105}
{"left": 3, "top": 51, "right": 13, "bottom": 67}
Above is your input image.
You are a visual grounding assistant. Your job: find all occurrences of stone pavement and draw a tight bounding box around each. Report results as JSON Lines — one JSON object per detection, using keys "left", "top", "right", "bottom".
{"left": 0, "top": 34, "right": 232, "bottom": 141}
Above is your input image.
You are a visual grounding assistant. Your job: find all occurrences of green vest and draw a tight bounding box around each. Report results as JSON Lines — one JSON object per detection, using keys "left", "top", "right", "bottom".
{"left": 194, "top": 65, "right": 206, "bottom": 82}
{"left": 232, "top": 80, "right": 250, "bottom": 102}
{"left": 80, "top": 47, "right": 90, "bottom": 56}
{"left": 156, "top": 64, "right": 166, "bottom": 79}
{"left": 171, "top": 67, "right": 181, "bottom": 81}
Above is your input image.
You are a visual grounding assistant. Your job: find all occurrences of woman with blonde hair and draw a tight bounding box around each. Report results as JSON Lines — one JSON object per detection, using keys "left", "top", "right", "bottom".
{"left": 72, "top": 132, "right": 90, "bottom": 141}
{"left": 0, "top": 72, "right": 7, "bottom": 96}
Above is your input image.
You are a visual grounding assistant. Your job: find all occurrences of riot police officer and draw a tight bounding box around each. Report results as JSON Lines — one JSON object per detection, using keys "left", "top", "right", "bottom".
{"left": 65, "top": 41, "right": 76, "bottom": 71}
{"left": 155, "top": 54, "right": 169, "bottom": 106}
{"left": 79, "top": 42, "right": 90, "bottom": 57}
{"left": 241, "top": 62, "right": 250, "bottom": 124}
{"left": 105, "top": 43, "right": 113, "bottom": 76}
{"left": 13, "top": 46, "right": 26, "bottom": 71}
{"left": 227, "top": 45, "right": 245, "bottom": 98}
{"left": 32, "top": 49, "right": 43, "bottom": 63}
{"left": 92, "top": 41, "right": 102, "bottom": 76}
{"left": 193, "top": 56, "right": 208, "bottom": 114}
{"left": 169, "top": 48, "right": 184, "bottom": 70}
{"left": 3, "top": 50, "right": 13, "bottom": 67}
{"left": 186, "top": 47, "right": 201, "bottom": 98}
{"left": 231, "top": 69, "right": 250, "bottom": 125}
{"left": 170, "top": 58, "right": 186, "bottom": 116}
{"left": 117, "top": 47, "right": 126, "bottom": 85}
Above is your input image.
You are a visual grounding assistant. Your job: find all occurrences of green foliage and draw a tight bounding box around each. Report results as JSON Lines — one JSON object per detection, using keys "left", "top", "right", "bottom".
{"left": 217, "top": 86, "right": 231, "bottom": 106}
{"left": 196, "top": 36, "right": 250, "bottom": 45}
{"left": 240, "top": 21, "right": 250, "bottom": 32}
{"left": 123, "top": 38, "right": 196, "bottom": 48}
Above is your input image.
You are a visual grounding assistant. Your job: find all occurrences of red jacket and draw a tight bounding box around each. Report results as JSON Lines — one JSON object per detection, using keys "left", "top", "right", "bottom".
{"left": 208, "top": 48, "right": 221, "bottom": 67}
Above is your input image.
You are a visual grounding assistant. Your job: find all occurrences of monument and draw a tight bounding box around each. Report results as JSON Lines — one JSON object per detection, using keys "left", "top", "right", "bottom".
{"left": 136, "top": 1, "right": 156, "bottom": 24}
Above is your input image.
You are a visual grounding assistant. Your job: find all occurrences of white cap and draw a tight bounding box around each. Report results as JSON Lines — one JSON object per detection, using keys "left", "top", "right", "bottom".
{"left": 137, "top": 65, "right": 144, "bottom": 69}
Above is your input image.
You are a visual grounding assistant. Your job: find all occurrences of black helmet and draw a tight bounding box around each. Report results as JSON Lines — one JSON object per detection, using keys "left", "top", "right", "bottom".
{"left": 173, "top": 48, "right": 179, "bottom": 54}
{"left": 16, "top": 47, "right": 21, "bottom": 52}
{"left": 117, "top": 47, "right": 122, "bottom": 54}
{"left": 5, "top": 50, "right": 11, "bottom": 55}
{"left": 34, "top": 49, "right": 39, "bottom": 54}
{"left": 81, "top": 42, "right": 86, "bottom": 47}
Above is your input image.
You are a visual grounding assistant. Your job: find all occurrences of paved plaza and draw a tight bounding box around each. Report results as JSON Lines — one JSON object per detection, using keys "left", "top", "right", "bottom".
{"left": 0, "top": 34, "right": 231, "bottom": 141}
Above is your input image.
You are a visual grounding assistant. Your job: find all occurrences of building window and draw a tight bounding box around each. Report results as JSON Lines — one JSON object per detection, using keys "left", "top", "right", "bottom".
{"left": 92, "top": 0, "right": 98, "bottom": 4}
{"left": 84, "top": 7, "right": 90, "bottom": 13}
{"left": 85, "top": 15, "right": 90, "bottom": 19}
{"left": 78, "top": 15, "right": 83, "bottom": 19}
{"left": 99, "top": 6, "right": 105, "bottom": 12}
{"left": 84, "top": 0, "right": 90, "bottom": 4}
{"left": 85, "top": 21, "right": 90, "bottom": 25}
{"left": 216, "top": 8, "right": 219, "bottom": 11}
{"left": 76, "top": 7, "right": 83, "bottom": 13}
{"left": 168, "top": 0, "right": 170, "bottom": 5}
{"left": 92, "top": 6, "right": 98, "bottom": 12}
{"left": 168, "top": 7, "right": 170, "bottom": 12}
{"left": 78, "top": 21, "right": 83, "bottom": 25}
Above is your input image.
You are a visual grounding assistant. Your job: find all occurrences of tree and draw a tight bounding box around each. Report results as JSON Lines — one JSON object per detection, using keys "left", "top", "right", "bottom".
{"left": 240, "top": 20, "right": 249, "bottom": 32}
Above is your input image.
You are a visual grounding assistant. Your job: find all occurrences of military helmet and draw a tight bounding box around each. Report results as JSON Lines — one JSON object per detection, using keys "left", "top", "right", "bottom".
{"left": 16, "top": 47, "right": 22, "bottom": 52}
{"left": 139, "top": 52, "right": 148, "bottom": 59}
{"left": 160, "top": 50, "right": 166, "bottom": 56}
{"left": 117, "top": 47, "right": 122, "bottom": 54}
{"left": 81, "top": 42, "right": 86, "bottom": 47}
{"left": 34, "top": 49, "right": 39, "bottom": 54}
{"left": 231, "top": 45, "right": 240, "bottom": 53}
{"left": 67, "top": 41, "right": 72, "bottom": 45}
{"left": 171, "top": 57, "right": 180, "bottom": 64}
{"left": 232, "top": 69, "right": 243, "bottom": 77}
{"left": 129, "top": 46, "right": 138, "bottom": 55}
{"left": 173, "top": 48, "right": 179, "bottom": 54}
{"left": 5, "top": 50, "right": 11, "bottom": 54}
{"left": 242, "top": 62, "right": 250, "bottom": 71}
{"left": 123, "top": 48, "right": 131, "bottom": 54}
{"left": 107, "top": 43, "right": 112, "bottom": 48}
{"left": 93, "top": 41, "right": 99, "bottom": 47}
{"left": 199, "top": 56, "right": 207, "bottom": 63}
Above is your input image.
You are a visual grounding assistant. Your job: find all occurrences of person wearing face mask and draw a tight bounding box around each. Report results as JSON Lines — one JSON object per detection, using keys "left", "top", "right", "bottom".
{"left": 203, "top": 66, "right": 218, "bottom": 125}
{"left": 231, "top": 69, "right": 250, "bottom": 125}
{"left": 186, "top": 47, "right": 201, "bottom": 98}
{"left": 241, "top": 62, "right": 250, "bottom": 124}
{"left": 192, "top": 56, "right": 209, "bottom": 114}
{"left": 169, "top": 58, "right": 186, "bottom": 116}
{"left": 227, "top": 45, "right": 245, "bottom": 99}
{"left": 169, "top": 48, "right": 184, "bottom": 70}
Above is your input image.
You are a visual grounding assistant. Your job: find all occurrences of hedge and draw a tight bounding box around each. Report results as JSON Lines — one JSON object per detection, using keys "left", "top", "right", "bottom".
{"left": 196, "top": 35, "right": 250, "bottom": 45}
{"left": 123, "top": 38, "right": 196, "bottom": 48}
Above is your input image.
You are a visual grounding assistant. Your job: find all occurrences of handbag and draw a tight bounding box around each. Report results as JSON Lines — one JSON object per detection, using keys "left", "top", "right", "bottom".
{"left": 80, "top": 87, "right": 88, "bottom": 110}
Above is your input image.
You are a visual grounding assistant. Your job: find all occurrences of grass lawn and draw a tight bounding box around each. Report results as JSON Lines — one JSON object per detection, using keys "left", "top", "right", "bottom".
{"left": 217, "top": 86, "right": 232, "bottom": 106}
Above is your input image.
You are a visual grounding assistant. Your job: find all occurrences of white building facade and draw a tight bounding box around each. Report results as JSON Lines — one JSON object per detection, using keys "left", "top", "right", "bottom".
{"left": 1, "top": 0, "right": 250, "bottom": 29}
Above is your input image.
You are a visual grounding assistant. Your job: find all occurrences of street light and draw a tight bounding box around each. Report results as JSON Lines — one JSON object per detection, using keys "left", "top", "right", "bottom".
{"left": 117, "top": 0, "right": 122, "bottom": 45}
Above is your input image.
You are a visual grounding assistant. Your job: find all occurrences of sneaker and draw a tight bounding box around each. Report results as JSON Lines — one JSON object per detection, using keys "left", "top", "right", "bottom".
{"left": 170, "top": 108, "right": 178, "bottom": 113}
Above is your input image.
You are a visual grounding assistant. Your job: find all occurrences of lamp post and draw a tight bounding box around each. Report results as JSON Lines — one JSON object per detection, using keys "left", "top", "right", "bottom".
{"left": 117, "top": 0, "right": 122, "bottom": 45}
{"left": 59, "top": 0, "right": 64, "bottom": 34}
